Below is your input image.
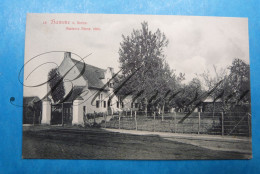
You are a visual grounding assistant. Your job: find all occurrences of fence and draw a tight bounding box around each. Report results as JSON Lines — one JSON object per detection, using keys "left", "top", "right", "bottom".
{"left": 101, "top": 111, "right": 251, "bottom": 137}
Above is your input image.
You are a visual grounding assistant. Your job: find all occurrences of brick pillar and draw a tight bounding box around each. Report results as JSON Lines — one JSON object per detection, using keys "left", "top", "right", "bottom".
{"left": 72, "top": 97, "right": 84, "bottom": 125}
{"left": 41, "top": 97, "right": 51, "bottom": 124}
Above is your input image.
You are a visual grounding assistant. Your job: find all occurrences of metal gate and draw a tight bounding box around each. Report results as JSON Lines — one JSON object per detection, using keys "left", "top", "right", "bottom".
{"left": 51, "top": 102, "right": 73, "bottom": 125}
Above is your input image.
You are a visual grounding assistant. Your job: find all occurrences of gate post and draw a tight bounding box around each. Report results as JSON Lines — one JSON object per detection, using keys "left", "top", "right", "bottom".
{"left": 135, "top": 111, "right": 137, "bottom": 131}
{"left": 104, "top": 112, "right": 107, "bottom": 128}
{"left": 153, "top": 111, "right": 156, "bottom": 132}
{"left": 72, "top": 97, "right": 84, "bottom": 125}
{"left": 41, "top": 97, "right": 51, "bottom": 124}
{"left": 198, "top": 112, "right": 201, "bottom": 134}
{"left": 62, "top": 103, "right": 64, "bottom": 127}
{"left": 221, "top": 112, "right": 224, "bottom": 136}
{"left": 248, "top": 113, "right": 251, "bottom": 137}
{"left": 119, "top": 112, "right": 121, "bottom": 129}
{"left": 174, "top": 112, "right": 177, "bottom": 133}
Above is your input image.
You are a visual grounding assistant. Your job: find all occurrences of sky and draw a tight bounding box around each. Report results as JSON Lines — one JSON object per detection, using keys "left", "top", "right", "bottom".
{"left": 23, "top": 13, "right": 249, "bottom": 98}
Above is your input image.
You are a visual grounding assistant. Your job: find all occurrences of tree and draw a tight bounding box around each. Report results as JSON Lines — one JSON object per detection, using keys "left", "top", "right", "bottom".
{"left": 199, "top": 59, "right": 250, "bottom": 112}
{"left": 173, "top": 78, "right": 203, "bottom": 112}
{"left": 25, "top": 97, "right": 42, "bottom": 125}
{"left": 200, "top": 65, "right": 228, "bottom": 98}
{"left": 199, "top": 65, "right": 228, "bottom": 113}
{"left": 48, "top": 68, "right": 66, "bottom": 126}
{"left": 117, "top": 22, "right": 180, "bottom": 115}
{"left": 228, "top": 59, "right": 250, "bottom": 105}
{"left": 48, "top": 68, "right": 65, "bottom": 103}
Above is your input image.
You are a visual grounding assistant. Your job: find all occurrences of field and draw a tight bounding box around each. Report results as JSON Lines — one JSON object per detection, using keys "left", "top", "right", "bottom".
{"left": 101, "top": 114, "right": 221, "bottom": 134}
{"left": 22, "top": 126, "right": 249, "bottom": 160}
{"left": 100, "top": 112, "right": 250, "bottom": 136}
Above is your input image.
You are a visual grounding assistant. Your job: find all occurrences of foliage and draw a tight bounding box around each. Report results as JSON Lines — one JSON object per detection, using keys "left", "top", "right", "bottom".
{"left": 85, "top": 112, "right": 105, "bottom": 119}
{"left": 48, "top": 68, "right": 65, "bottom": 103}
{"left": 116, "top": 22, "right": 250, "bottom": 115}
{"left": 23, "top": 97, "right": 42, "bottom": 124}
{"left": 200, "top": 59, "right": 250, "bottom": 112}
{"left": 227, "top": 58, "right": 250, "bottom": 104}
{"left": 116, "top": 21, "right": 182, "bottom": 111}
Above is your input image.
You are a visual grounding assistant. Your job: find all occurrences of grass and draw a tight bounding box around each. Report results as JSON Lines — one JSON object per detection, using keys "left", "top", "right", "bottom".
{"left": 101, "top": 115, "right": 221, "bottom": 134}
{"left": 22, "top": 126, "right": 249, "bottom": 160}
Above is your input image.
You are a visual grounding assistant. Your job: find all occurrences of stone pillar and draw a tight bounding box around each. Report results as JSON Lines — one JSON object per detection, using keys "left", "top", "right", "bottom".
{"left": 72, "top": 97, "right": 84, "bottom": 125}
{"left": 41, "top": 97, "right": 51, "bottom": 124}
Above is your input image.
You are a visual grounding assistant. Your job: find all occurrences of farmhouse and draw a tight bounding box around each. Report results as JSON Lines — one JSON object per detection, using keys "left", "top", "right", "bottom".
{"left": 59, "top": 52, "right": 118, "bottom": 113}
{"left": 40, "top": 52, "right": 139, "bottom": 125}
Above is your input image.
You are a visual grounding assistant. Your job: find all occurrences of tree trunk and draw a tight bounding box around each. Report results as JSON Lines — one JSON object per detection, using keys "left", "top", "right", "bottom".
{"left": 145, "top": 105, "right": 147, "bottom": 117}
{"left": 33, "top": 110, "right": 35, "bottom": 126}
{"left": 144, "top": 98, "right": 148, "bottom": 117}
{"left": 212, "top": 102, "right": 215, "bottom": 125}
{"left": 153, "top": 112, "right": 156, "bottom": 132}
{"left": 162, "top": 104, "right": 165, "bottom": 121}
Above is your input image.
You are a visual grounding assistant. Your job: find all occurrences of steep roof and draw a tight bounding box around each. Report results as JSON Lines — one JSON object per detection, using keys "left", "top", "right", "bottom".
{"left": 63, "top": 86, "right": 85, "bottom": 102}
{"left": 71, "top": 58, "right": 109, "bottom": 90}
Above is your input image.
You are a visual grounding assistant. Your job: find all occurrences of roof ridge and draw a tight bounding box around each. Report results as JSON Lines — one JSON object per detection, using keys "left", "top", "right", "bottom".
{"left": 71, "top": 58, "right": 106, "bottom": 71}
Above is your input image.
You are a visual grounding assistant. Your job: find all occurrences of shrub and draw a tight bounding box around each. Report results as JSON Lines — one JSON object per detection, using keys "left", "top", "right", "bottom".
{"left": 85, "top": 112, "right": 105, "bottom": 119}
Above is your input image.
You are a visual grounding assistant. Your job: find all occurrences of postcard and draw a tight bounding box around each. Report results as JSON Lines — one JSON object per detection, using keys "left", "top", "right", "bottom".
{"left": 22, "top": 13, "right": 251, "bottom": 160}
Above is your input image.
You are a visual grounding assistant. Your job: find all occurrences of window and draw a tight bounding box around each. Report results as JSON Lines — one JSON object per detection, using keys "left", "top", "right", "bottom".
{"left": 104, "top": 101, "right": 106, "bottom": 108}
{"left": 96, "top": 101, "right": 100, "bottom": 108}
{"left": 109, "top": 82, "right": 114, "bottom": 88}
{"left": 83, "top": 106, "right": 86, "bottom": 114}
{"left": 108, "top": 100, "right": 111, "bottom": 107}
{"left": 131, "top": 103, "right": 133, "bottom": 108}
{"left": 117, "top": 101, "right": 119, "bottom": 108}
{"left": 122, "top": 102, "right": 124, "bottom": 108}
{"left": 135, "top": 103, "right": 138, "bottom": 108}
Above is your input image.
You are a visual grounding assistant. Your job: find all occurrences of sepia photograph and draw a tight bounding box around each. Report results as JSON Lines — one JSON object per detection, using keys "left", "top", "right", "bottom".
{"left": 22, "top": 13, "right": 251, "bottom": 160}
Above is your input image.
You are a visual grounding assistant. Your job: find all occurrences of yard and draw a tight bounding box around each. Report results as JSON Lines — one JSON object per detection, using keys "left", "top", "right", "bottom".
{"left": 22, "top": 126, "right": 249, "bottom": 160}
{"left": 102, "top": 115, "right": 219, "bottom": 134}
{"left": 100, "top": 112, "right": 250, "bottom": 136}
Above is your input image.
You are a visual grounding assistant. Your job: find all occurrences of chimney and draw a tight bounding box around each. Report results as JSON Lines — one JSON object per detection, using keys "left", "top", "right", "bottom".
{"left": 64, "top": 52, "right": 71, "bottom": 59}
{"left": 107, "top": 67, "right": 114, "bottom": 74}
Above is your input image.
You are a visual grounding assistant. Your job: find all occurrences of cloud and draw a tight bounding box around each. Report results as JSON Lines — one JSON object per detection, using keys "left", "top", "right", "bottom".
{"left": 24, "top": 14, "right": 249, "bottom": 98}
{"left": 171, "top": 55, "right": 207, "bottom": 83}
